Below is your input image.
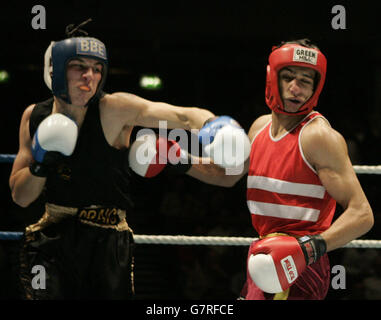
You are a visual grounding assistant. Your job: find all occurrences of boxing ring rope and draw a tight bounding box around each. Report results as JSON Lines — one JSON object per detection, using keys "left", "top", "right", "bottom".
{"left": 1, "top": 153, "right": 381, "bottom": 249}
{"left": 352, "top": 165, "right": 381, "bottom": 174}
{"left": 0, "top": 232, "right": 380, "bottom": 248}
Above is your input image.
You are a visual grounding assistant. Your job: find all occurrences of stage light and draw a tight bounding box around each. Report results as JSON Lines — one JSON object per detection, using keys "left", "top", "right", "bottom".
{"left": 0, "top": 70, "right": 9, "bottom": 83}
{"left": 139, "top": 74, "right": 162, "bottom": 90}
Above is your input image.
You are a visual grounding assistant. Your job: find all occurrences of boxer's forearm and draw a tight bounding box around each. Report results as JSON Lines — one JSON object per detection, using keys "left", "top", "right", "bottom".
{"left": 137, "top": 103, "right": 214, "bottom": 131}
{"left": 320, "top": 203, "right": 373, "bottom": 252}
{"left": 10, "top": 167, "right": 46, "bottom": 207}
{"left": 186, "top": 157, "right": 245, "bottom": 187}
{"left": 178, "top": 106, "right": 215, "bottom": 130}
{"left": 112, "top": 92, "right": 215, "bottom": 131}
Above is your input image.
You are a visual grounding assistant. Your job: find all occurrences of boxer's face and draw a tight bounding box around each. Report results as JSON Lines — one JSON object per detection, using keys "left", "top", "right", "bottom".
{"left": 66, "top": 57, "right": 103, "bottom": 106}
{"left": 278, "top": 66, "right": 316, "bottom": 113}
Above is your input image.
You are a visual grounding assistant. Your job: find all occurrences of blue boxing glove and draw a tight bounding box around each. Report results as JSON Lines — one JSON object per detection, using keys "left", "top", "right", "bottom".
{"left": 30, "top": 113, "right": 78, "bottom": 177}
{"left": 198, "top": 116, "right": 250, "bottom": 168}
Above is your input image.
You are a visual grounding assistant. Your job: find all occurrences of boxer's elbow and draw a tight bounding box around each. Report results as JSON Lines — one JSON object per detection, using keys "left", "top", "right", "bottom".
{"left": 10, "top": 181, "right": 35, "bottom": 208}
{"left": 359, "top": 203, "right": 374, "bottom": 234}
{"left": 11, "top": 190, "right": 32, "bottom": 208}
{"left": 350, "top": 202, "right": 374, "bottom": 238}
{"left": 10, "top": 177, "right": 28, "bottom": 208}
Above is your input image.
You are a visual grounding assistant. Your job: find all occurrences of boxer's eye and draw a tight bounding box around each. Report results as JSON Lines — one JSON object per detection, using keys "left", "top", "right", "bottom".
{"left": 301, "top": 78, "right": 313, "bottom": 85}
{"left": 68, "top": 63, "right": 86, "bottom": 71}
{"left": 280, "top": 74, "right": 294, "bottom": 82}
{"left": 93, "top": 66, "right": 102, "bottom": 73}
{"left": 68, "top": 63, "right": 102, "bottom": 74}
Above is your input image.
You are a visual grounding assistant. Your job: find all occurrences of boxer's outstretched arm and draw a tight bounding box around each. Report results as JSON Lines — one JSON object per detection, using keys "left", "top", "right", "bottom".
{"left": 186, "top": 156, "right": 248, "bottom": 187}
{"left": 108, "top": 92, "right": 215, "bottom": 130}
{"left": 301, "top": 119, "right": 374, "bottom": 252}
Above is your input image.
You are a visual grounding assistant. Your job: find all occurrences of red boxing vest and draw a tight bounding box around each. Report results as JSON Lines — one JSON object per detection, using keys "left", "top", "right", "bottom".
{"left": 247, "top": 111, "right": 336, "bottom": 237}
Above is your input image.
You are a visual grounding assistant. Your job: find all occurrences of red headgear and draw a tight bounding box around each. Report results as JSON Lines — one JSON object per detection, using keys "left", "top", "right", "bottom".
{"left": 265, "top": 43, "right": 327, "bottom": 115}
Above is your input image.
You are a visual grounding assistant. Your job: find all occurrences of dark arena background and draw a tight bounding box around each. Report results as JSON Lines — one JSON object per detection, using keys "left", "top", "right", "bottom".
{"left": 1, "top": 0, "right": 381, "bottom": 302}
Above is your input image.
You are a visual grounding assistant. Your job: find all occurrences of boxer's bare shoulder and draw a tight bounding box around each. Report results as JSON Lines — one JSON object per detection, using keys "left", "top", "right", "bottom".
{"left": 248, "top": 114, "right": 272, "bottom": 141}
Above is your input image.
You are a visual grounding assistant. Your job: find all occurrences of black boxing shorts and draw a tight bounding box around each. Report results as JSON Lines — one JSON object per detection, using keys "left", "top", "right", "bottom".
{"left": 18, "top": 204, "right": 135, "bottom": 300}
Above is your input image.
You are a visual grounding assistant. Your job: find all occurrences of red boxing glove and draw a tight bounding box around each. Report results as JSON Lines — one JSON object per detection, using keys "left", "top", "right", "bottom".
{"left": 247, "top": 236, "right": 306, "bottom": 293}
{"left": 248, "top": 235, "right": 327, "bottom": 293}
{"left": 128, "top": 132, "right": 191, "bottom": 178}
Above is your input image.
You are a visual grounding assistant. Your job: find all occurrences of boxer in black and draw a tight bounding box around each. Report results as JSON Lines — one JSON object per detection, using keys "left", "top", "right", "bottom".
{"left": 9, "top": 20, "right": 224, "bottom": 299}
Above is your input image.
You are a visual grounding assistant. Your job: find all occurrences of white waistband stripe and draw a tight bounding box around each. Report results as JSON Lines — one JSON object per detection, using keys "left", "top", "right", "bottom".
{"left": 247, "top": 175, "right": 325, "bottom": 199}
{"left": 247, "top": 200, "right": 320, "bottom": 222}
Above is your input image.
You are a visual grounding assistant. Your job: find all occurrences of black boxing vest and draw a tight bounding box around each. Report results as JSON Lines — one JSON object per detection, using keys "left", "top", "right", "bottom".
{"left": 29, "top": 97, "right": 134, "bottom": 211}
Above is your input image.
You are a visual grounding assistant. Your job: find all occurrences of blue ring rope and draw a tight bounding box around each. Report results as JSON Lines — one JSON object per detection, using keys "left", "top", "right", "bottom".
{"left": 0, "top": 154, "right": 16, "bottom": 163}
{"left": 0, "top": 231, "right": 24, "bottom": 240}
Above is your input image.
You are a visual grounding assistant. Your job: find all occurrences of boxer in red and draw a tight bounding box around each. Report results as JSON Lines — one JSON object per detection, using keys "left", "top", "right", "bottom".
{"left": 175, "top": 39, "right": 374, "bottom": 300}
